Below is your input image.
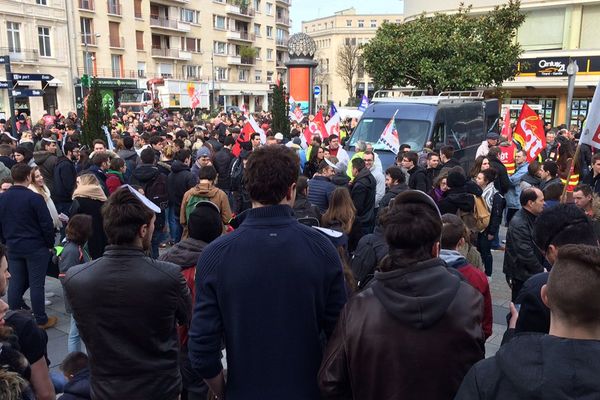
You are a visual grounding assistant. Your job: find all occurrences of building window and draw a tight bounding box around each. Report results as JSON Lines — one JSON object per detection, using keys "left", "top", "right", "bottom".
{"left": 238, "top": 69, "right": 248, "bottom": 82}
{"left": 266, "top": 48, "right": 273, "bottom": 60}
{"left": 134, "top": 0, "right": 142, "bottom": 18}
{"left": 358, "top": 20, "right": 364, "bottom": 28}
{"left": 216, "top": 67, "right": 228, "bottom": 81}
{"left": 266, "top": 26, "right": 273, "bottom": 38}
{"left": 80, "top": 18, "right": 93, "bottom": 44}
{"left": 255, "top": 69, "right": 261, "bottom": 82}
{"left": 214, "top": 41, "right": 227, "bottom": 54}
{"left": 265, "top": 2, "right": 272, "bottom": 15}
{"left": 137, "top": 61, "right": 146, "bottom": 78}
{"left": 346, "top": 19, "right": 352, "bottom": 27}
{"left": 255, "top": 47, "right": 261, "bottom": 59}
{"left": 7, "top": 22, "right": 21, "bottom": 53}
{"left": 36, "top": 0, "right": 47, "bottom": 5}
{"left": 266, "top": 71, "right": 273, "bottom": 82}
{"left": 185, "top": 65, "right": 200, "bottom": 79}
{"left": 38, "top": 27, "right": 51, "bottom": 57}
{"left": 181, "top": 9, "right": 198, "bottom": 24}
{"left": 136, "top": 31, "right": 144, "bottom": 50}
{"left": 254, "top": 23, "right": 261, "bottom": 37}
{"left": 254, "top": 0, "right": 261, "bottom": 11}
{"left": 159, "top": 62, "right": 173, "bottom": 78}
{"left": 111, "top": 54, "right": 122, "bottom": 78}
{"left": 83, "top": 51, "right": 94, "bottom": 75}
{"left": 370, "top": 20, "right": 377, "bottom": 28}
{"left": 214, "top": 15, "right": 226, "bottom": 29}
{"left": 345, "top": 37, "right": 357, "bottom": 46}
{"left": 184, "top": 37, "right": 201, "bottom": 52}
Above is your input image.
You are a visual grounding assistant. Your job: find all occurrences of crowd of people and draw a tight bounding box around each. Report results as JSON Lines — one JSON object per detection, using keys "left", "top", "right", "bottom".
{"left": 0, "top": 106, "right": 598, "bottom": 400}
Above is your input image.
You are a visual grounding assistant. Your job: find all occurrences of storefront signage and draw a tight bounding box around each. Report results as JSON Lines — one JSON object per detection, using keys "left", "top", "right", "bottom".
{"left": 92, "top": 78, "right": 138, "bottom": 89}
{"left": 518, "top": 56, "right": 600, "bottom": 77}
{"left": 536, "top": 58, "right": 568, "bottom": 77}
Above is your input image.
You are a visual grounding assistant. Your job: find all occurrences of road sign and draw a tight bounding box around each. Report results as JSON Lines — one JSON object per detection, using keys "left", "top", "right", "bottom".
{"left": 314, "top": 85, "right": 321, "bottom": 96}
{"left": 12, "top": 89, "right": 44, "bottom": 97}
{"left": 10, "top": 73, "right": 54, "bottom": 81}
{"left": 0, "top": 81, "right": 9, "bottom": 89}
{"left": 0, "top": 56, "right": 8, "bottom": 65}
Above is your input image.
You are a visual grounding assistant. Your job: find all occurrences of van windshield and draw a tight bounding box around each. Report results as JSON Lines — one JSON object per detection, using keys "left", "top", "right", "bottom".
{"left": 349, "top": 118, "right": 430, "bottom": 151}
{"left": 119, "top": 92, "right": 142, "bottom": 103}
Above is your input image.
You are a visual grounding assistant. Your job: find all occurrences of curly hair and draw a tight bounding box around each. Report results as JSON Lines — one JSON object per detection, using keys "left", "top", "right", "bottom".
{"left": 244, "top": 146, "right": 299, "bottom": 205}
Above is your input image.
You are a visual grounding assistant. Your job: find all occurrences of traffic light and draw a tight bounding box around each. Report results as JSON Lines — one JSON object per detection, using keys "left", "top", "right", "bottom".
{"left": 81, "top": 74, "right": 90, "bottom": 88}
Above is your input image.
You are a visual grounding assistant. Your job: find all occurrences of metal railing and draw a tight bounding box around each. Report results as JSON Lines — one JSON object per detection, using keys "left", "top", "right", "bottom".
{"left": 107, "top": 0, "right": 121, "bottom": 15}
{"left": 276, "top": 38, "right": 288, "bottom": 46}
{"left": 79, "top": 0, "right": 94, "bottom": 10}
{"left": 0, "top": 48, "right": 39, "bottom": 62}
{"left": 276, "top": 16, "right": 289, "bottom": 25}
{"left": 151, "top": 47, "right": 179, "bottom": 58}
{"left": 149, "top": 17, "right": 179, "bottom": 29}
{"left": 81, "top": 34, "right": 98, "bottom": 45}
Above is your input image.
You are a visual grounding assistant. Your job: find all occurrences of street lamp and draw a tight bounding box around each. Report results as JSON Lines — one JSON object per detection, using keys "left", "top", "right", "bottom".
{"left": 84, "top": 33, "right": 101, "bottom": 77}
{"left": 566, "top": 60, "right": 579, "bottom": 127}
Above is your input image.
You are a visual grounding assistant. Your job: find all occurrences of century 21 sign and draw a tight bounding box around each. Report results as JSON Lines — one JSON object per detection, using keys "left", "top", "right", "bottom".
{"left": 536, "top": 58, "right": 568, "bottom": 77}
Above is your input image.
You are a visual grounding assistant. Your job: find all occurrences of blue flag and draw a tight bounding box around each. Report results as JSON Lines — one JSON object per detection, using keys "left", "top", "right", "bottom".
{"left": 358, "top": 95, "right": 369, "bottom": 112}
{"left": 329, "top": 103, "right": 338, "bottom": 118}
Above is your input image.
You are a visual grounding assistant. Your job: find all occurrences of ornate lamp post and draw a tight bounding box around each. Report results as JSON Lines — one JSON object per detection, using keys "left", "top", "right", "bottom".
{"left": 285, "top": 33, "right": 318, "bottom": 115}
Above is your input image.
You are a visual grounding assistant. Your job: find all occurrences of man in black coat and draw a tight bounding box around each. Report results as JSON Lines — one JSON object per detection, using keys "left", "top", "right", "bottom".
{"left": 487, "top": 146, "right": 510, "bottom": 195}
{"left": 582, "top": 153, "right": 600, "bottom": 195}
{"left": 503, "top": 187, "right": 545, "bottom": 301}
{"left": 53, "top": 142, "right": 78, "bottom": 216}
{"left": 213, "top": 136, "right": 235, "bottom": 196}
{"left": 401, "top": 151, "right": 428, "bottom": 192}
{"left": 456, "top": 244, "right": 600, "bottom": 400}
{"left": 167, "top": 149, "right": 197, "bottom": 243}
{"left": 379, "top": 166, "right": 406, "bottom": 210}
{"left": 350, "top": 157, "right": 376, "bottom": 236}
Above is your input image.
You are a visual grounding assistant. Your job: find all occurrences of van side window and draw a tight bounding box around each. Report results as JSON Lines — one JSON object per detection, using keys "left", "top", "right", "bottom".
{"left": 431, "top": 123, "right": 444, "bottom": 149}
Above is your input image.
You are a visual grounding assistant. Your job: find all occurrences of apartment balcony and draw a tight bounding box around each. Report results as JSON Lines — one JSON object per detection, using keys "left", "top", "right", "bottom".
{"left": 225, "top": 4, "right": 254, "bottom": 18}
{"left": 276, "top": 0, "right": 291, "bottom": 5}
{"left": 107, "top": 0, "right": 122, "bottom": 15}
{"left": 81, "top": 34, "right": 98, "bottom": 46}
{"left": 276, "top": 16, "right": 290, "bottom": 26}
{"left": 149, "top": 17, "right": 191, "bottom": 32}
{"left": 78, "top": 0, "right": 95, "bottom": 11}
{"left": 227, "top": 55, "right": 241, "bottom": 65}
{"left": 151, "top": 47, "right": 190, "bottom": 59}
{"left": 276, "top": 60, "right": 287, "bottom": 69}
{"left": 179, "top": 50, "right": 192, "bottom": 60}
{"left": 1, "top": 48, "right": 39, "bottom": 63}
{"left": 240, "top": 57, "right": 255, "bottom": 65}
{"left": 226, "top": 30, "right": 255, "bottom": 42}
{"left": 109, "top": 36, "right": 125, "bottom": 49}
{"left": 276, "top": 37, "right": 288, "bottom": 48}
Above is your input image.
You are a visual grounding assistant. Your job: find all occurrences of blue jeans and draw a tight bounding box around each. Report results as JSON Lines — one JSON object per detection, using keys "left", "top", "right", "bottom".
{"left": 68, "top": 315, "right": 83, "bottom": 353}
{"left": 8, "top": 248, "right": 50, "bottom": 325}
{"left": 168, "top": 206, "right": 182, "bottom": 244}
{"left": 150, "top": 230, "right": 168, "bottom": 259}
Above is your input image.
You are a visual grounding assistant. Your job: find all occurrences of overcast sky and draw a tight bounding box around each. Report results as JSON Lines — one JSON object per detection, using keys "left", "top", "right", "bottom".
{"left": 290, "top": 0, "right": 405, "bottom": 33}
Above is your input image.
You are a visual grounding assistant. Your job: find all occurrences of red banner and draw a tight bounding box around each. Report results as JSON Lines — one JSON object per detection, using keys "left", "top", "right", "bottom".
{"left": 513, "top": 103, "right": 545, "bottom": 162}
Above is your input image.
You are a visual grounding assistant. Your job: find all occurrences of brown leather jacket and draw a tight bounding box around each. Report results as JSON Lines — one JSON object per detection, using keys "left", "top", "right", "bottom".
{"left": 319, "top": 258, "right": 485, "bottom": 400}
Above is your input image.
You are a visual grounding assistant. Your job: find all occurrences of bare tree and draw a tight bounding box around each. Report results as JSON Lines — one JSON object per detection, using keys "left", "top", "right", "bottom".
{"left": 314, "top": 52, "right": 330, "bottom": 103}
{"left": 336, "top": 44, "right": 361, "bottom": 103}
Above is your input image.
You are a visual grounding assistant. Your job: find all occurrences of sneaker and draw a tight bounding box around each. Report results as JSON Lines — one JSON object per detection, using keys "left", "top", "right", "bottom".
{"left": 487, "top": 276, "right": 493, "bottom": 283}
{"left": 45, "top": 299, "right": 52, "bottom": 306}
{"left": 37, "top": 316, "right": 58, "bottom": 330}
{"left": 45, "top": 291, "right": 56, "bottom": 298}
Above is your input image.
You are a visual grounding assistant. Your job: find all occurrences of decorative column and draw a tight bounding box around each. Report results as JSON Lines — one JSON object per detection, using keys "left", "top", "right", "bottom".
{"left": 285, "top": 33, "right": 318, "bottom": 115}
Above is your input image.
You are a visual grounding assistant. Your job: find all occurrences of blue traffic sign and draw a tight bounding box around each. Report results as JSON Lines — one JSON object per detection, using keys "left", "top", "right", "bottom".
{"left": 314, "top": 85, "right": 321, "bottom": 96}
{"left": 12, "top": 89, "right": 44, "bottom": 97}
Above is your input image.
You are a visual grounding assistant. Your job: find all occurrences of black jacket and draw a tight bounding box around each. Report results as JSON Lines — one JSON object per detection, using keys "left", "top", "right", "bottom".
{"left": 456, "top": 333, "right": 600, "bottom": 400}
{"left": 350, "top": 225, "right": 388, "bottom": 287}
{"left": 484, "top": 192, "right": 505, "bottom": 236}
{"left": 293, "top": 193, "right": 321, "bottom": 222}
{"left": 159, "top": 237, "right": 208, "bottom": 269}
{"left": 488, "top": 156, "right": 510, "bottom": 195}
{"left": 61, "top": 368, "right": 91, "bottom": 400}
{"left": 117, "top": 149, "right": 139, "bottom": 183}
{"left": 442, "top": 158, "right": 461, "bottom": 169}
{"left": 350, "top": 168, "right": 377, "bottom": 227}
{"left": 70, "top": 197, "right": 106, "bottom": 260}
{"left": 503, "top": 208, "right": 544, "bottom": 282}
{"left": 438, "top": 186, "right": 475, "bottom": 215}
{"left": 539, "top": 176, "right": 561, "bottom": 191}
{"left": 407, "top": 165, "right": 429, "bottom": 192}
{"left": 53, "top": 156, "right": 77, "bottom": 203}
{"left": 167, "top": 160, "right": 197, "bottom": 210}
{"left": 64, "top": 246, "right": 192, "bottom": 400}
{"left": 582, "top": 172, "right": 600, "bottom": 195}
{"left": 213, "top": 148, "right": 234, "bottom": 191}
{"left": 86, "top": 165, "right": 109, "bottom": 196}
{"left": 379, "top": 183, "right": 407, "bottom": 210}
{"left": 425, "top": 165, "right": 441, "bottom": 191}
{"left": 33, "top": 150, "right": 58, "bottom": 194}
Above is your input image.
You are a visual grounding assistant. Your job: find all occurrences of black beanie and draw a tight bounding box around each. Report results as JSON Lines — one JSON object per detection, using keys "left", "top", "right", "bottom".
{"left": 188, "top": 201, "right": 223, "bottom": 243}
{"left": 447, "top": 171, "right": 466, "bottom": 189}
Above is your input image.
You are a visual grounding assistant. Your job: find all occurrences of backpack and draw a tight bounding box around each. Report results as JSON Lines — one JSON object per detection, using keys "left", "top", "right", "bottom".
{"left": 184, "top": 195, "right": 210, "bottom": 223}
{"left": 459, "top": 195, "right": 491, "bottom": 233}
{"left": 351, "top": 234, "right": 387, "bottom": 290}
{"left": 144, "top": 173, "right": 169, "bottom": 229}
{"left": 230, "top": 158, "right": 244, "bottom": 191}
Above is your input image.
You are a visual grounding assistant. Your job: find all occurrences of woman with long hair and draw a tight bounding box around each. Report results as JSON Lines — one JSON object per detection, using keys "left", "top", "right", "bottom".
{"left": 59, "top": 214, "right": 92, "bottom": 353}
{"left": 13, "top": 146, "right": 35, "bottom": 167}
{"left": 29, "top": 167, "right": 62, "bottom": 232}
{"left": 430, "top": 172, "right": 449, "bottom": 204}
{"left": 469, "top": 156, "right": 490, "bottom": 179}
{"left": 303, "top": 145, "right": 325, "bottom": 179}
{"left": 70, "top": 174, "right": 107, "bottom": 259}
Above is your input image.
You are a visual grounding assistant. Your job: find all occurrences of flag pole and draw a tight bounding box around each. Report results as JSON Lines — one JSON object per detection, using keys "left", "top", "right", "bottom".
{"left": 560, "top": 143, "right": 581, "bottom": 204}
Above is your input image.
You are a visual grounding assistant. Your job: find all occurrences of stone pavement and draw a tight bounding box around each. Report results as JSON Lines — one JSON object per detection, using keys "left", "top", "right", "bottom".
{"left": 27, "top": 230, "right": 512, "bottom": 372}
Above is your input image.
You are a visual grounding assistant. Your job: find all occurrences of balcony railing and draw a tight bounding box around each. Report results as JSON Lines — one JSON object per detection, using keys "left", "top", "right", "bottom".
{"left": 240, "top": 57, "right": 255, "bottom": 65}
{"left": 109, "top": 36, "right": 125, "bottom": 48}
{"left": 276, "top": 0, "right": 291, "bottom": 5}
{"left": 225, "top": 3, "right": 255, "bottom": 17}
{"left": 276, "top": 16, "right": 290, "bottom": 25}
{"left": 81, "top": 34, "right": 98, "bottom": 46}
{"left": 79, "top": 0, "right": 95, "bottom": 11}
{"left": 1, "top": 48, "right": 39, "bottom": 63}
{"left": 151, "top": 47, "right": 179, "bottom": 58}
{"left": 77, "top": 67, "right": 211, "bottom": 81}
{"left": 107, "top": 0, "right": 122, "bottom": 15}
{"left": 149, "top": 17, "right": 191, "bottom": 32}
{"left": 276, "top": 37, "right": 288, "bottom": 47}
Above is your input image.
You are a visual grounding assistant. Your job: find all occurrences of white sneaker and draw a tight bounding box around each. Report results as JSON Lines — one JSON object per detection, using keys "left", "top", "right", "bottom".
{"left": 487, "top": 276, "right": 493, "bottom": 283}
{"left": 45, "top": 299, "right": 52, "bottom": 306}
{"left": 45, "top": 291, "right": 56, "bottom": 298}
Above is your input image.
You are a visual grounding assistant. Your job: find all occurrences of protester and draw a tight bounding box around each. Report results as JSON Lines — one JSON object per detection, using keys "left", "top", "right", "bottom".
{"left": 538, "top": 160, "right": 560, "bottom": 191}
{"left": 505, "top": 150, "right": 529, "bottom": 224}
{"left": 440, "top": 145, "right": 460, "bottom": 169}
{"left": 475, "top": 168, "right": 505, "bottom": 278}
{"left": 318, "top": 190, "right": 484, "bottom": 399}
{"left": 582, "top": 153, "right": 600, "bottom": 194}
{"left": 58, "top": 215, "right": 92, "bottom": 354}
{"left": 188, "top": 145, "right": 347, "bottom": 399}
{"left": 293, "top": 176, "right": 321, "bottom": 223}
{"left": 402, "top": 151, "right": 428, "bottom": 192}
{"left": 503, "top": 187, "right": 545, "bottom": 301}
{"left": 33, "top": 138, "right": 58, "bottom": 194}
{"left": 349, "top": 157, "right": 376, "bottom": 240}
{"left": 438, "top": 169, "right": 476, "bottom": 215}
{"left": 64, "top": 186, "right": 191, "bottom": 400}
{"left": 29, "top": 166, "right": 62, "bottom": 232}
{"left": 363, "top": 150, "right": 385, "bottom": 206}
{"left": 105, "top": 157, "right": 126, "bottom": 194}
{"left": 60, "top": 352, "right": 91, "bottom": 400}
{"left": 487, "top": 146, "right": 510, "bottom": 195}
{"left": 520, "top": 161, "right": 541, "bottom": 190}
{"left": 430, "top": 171, "right": 449, "bottom": 203}
{"left": 70, "top": 174, "right": 107, "bottom": 260}
{"left": 52, "top": 142, "right": 78, "bottom": 216}
{"left": 307, "top": 160, "right": 337, "bottom": 213}
{"left": 167, "top": 149, "right": 197, "bottom": 243}
{"left": 0, "top": 164, "right": 56, "bottom": 328}
{"left": 475, "top": 132, "right": 499, "bottom": 158}
{"left": 303, "top": 144, "right": 324, "bottom": 178}
{"left": 456, "top": 244, "right": 600, "bottom": 399}
{"left": 469, "top": 156, "right": 490, "bottom": 179}
{"left": 379, "top": 166, "right": 407, "bottom": 209}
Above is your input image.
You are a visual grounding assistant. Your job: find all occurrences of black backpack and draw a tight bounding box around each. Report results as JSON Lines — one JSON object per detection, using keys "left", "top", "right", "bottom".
{"left": 230, "top": 158, "right": 244, "bottom": 191}
{"left": 144, "top": 173, "right": 169, "bottom": 229}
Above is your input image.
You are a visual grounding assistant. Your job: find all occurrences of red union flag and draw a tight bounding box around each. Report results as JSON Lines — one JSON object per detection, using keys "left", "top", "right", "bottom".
{"left": 513, "top": 103, "right": 546, "bottom": 162}
{"left": 579, "top": 79, "right": 600, "bottom": 150}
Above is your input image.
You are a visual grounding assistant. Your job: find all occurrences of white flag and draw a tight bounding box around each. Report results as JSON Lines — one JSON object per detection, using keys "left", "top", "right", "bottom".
{"left": 377, "top": 111, "right": 400, "bottom": 154}
{"left": 248, "top": 114, "right": 266, "bottom": 144}
{"left": 325, "top": 112, "right": 341, "bottom": 137}
{"left": 579, "top": 79, "right": 600, "bottom": 150}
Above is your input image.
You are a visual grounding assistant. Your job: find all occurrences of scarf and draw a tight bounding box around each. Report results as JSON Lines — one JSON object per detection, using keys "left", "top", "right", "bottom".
{"left": 482, "top": 182, "right": 497, "bottom": 210}
{"left": 72, "top": 184, "right": 107, "bottom": 202}
{"left": 29, "top": 184, "right": 62, "bottom": 229}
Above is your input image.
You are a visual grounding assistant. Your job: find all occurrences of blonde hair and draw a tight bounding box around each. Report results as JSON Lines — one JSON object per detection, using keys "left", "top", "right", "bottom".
{"left": 162, "top": 144, "right": 175, "bottom": 160}
{"left": 29, "top": 167, "right": 49, "bottom": 200}
{"left": 321, "top": 187, "right": 356, "bottom": 234}
{"left": 77, "top": 173, "right": 100, "bottom": 187}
